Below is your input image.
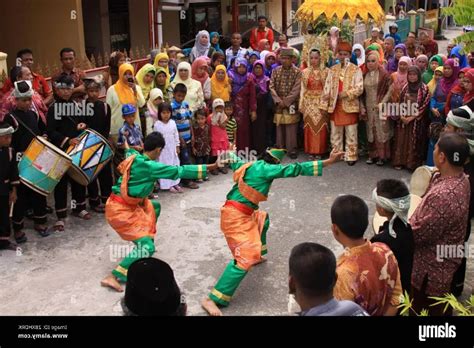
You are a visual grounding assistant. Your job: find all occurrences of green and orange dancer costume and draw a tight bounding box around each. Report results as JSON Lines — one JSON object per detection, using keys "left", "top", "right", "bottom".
{"left": 105, "top": 148, "right": 207, "bottom": 282}
{"left": 208, "top": 148, "right": 326, "bottom": 307}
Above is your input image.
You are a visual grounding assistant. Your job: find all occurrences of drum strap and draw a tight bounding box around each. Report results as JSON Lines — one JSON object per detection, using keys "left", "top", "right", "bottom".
{"left": 8, "top": 113, "right": 38, "bottom": 138}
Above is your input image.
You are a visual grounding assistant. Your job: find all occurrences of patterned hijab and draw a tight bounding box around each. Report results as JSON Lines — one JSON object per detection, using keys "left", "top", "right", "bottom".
{"left": 192, "top": 30, "right": 211, "bottom": 58}
{"left": 230, "top": 58, "right": 250, "bottom": 96}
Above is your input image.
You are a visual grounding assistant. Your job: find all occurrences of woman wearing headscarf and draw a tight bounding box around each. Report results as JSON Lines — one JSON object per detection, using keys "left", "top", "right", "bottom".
{"left": 387, "top": 43, "right": 407, "bottom": 73}
{"left": 153, "top": 52, "right": 171, "bottom": 84}
{"left": 414, "top": 54, "right": 429, "bottom": 75}
{"left": 210, "top": 64, "right": 231, "bottom": 102}
{"left": 426, "top": 66, "right": 443, "bottom": 95}
{"left": 106, "top": 63, "right": 146, "bottom": 177}
{"left": 360, "top": 43, "right": 385, "bottom": 74}
{"left": 190, "top": 30, "right": 215, "bottom": 63}
{"left": 154, "top": 66, "right": 171, "bottom": 102}
{"left": 431, "top": 59, "right": 459, "bottom": 121}
{"left": 191, "top": 57, "right": 211, "bottom": 102}
{"left": 360, "top": 51, "right": 393, "bottom": 166}
{"left": 107, "top": 63, "right": 146, "bottom": 140}
{"left": 422, "top": 54, "right": 443, "bottom": 84}
{"left": 450, "top": 45, "right": 469, "bottom": 69}
{"left": 445, "top": 67, "right": 470, "bottom": 115}
{"left": 390, "top": 56, "right": 412, "bottom": 103}
{"left": 264, "top": 52, "right": 277, "bottom": 77}
{"left": 247, "top": 51, "right": 260, "bottom": 72}
{"left": 103, "top": 51, "right": 126, "bottom": 90}
{"left": 351, "top": 44, "right": 365, "bottom": 67}
{"left": 135, "top": 63, "right": 156, "bottom": 136}
{"left": 463, "top": 69, "right": 474, "bottom": 105}
{"left": 392, "top": 66, "right": 430, "bottom": 170}
{"left": 210, "top": 32, "right": 224, "bottom": 54}
{"left": 230, "top": 58, "right": 257, "bottom": 151}
{"left": 146, "top": 88, "right": 164, "bottom": 126}
{"left": 251, "top": 60, "right": 272, "bottom": 154}
{"left": 300, "top": 48, "right": 329, "bottom": 159}
{"left": 257, "top": 39, "right": 271, "bottom": 52}
{"left": 169, "top": 62, "right": 205, "bottom": 113}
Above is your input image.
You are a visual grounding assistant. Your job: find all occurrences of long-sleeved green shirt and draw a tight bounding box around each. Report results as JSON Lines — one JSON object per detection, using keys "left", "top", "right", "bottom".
{"left": 226, "top": 152, "right": 323, "bottom": 209}
{"left": 112, "top": 148, "right": 207, "bottom": 198}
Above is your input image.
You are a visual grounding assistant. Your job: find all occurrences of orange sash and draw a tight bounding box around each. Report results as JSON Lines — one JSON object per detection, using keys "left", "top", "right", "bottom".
{"left": 105, "top": 155, "right": 157, "bottom": 241}
{"left": 233, "top": 162, "right": 267, "bottom": 205}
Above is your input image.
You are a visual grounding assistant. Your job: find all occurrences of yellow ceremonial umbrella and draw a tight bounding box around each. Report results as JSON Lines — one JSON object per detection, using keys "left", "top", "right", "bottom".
{"left": 295, "top": 0, "right": 385, "bottom": 26}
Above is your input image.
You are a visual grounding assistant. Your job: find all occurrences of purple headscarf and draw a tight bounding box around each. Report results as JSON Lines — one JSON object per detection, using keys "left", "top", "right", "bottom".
{"left": 439, "top": 58, "right": 460, "bottom": 95}
{"left": 252, "top": 60, "right": 270, "bottom": 94}
{"left": 388, "top": 44, "right": 408, "bottom": 73}
{"left": 230, "top": 57, "right": 250, "bottom": 96}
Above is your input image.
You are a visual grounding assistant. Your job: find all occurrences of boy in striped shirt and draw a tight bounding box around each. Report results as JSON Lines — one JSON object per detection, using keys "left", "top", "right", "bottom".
{"left": 171, "top": 83, "right": 198, "bottom": 189}
{"left": 224, "top": 101, "right": 237, "bottom": 147}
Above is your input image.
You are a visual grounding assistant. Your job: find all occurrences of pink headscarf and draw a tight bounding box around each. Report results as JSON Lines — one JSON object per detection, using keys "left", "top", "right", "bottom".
{"left": 394, "top": 56, "right": 412, "bottom": 88}
{"left": 191, "top": 57, "right": 209, "bottom": 87}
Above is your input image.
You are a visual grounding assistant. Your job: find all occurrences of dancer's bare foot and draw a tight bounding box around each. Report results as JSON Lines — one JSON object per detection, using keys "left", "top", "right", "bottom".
{"left": 201, "top": 298, "right": 222, "bottom": 316}
{"left": 101, "top": 275, "right": 124, "bottom": 292}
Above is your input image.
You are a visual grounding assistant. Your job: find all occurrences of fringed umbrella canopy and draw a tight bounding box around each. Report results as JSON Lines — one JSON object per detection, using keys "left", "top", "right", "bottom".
{"left": 295, "top": 0, "right": 385, "bottom": 26}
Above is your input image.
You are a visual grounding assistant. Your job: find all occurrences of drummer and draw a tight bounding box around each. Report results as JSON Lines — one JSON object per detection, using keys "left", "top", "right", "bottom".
{"left": 371, "top": 179, "right": 414, "bottom": 294}
{"left": 47, "top": 75, "right": 90, "bottom": 231}
{"left": 7, "top": 81, "right": 50, "bottom": 238}
{"left": 0, "top": 122, "right": 20, "bottom": 250}
{"left": 83, "top": 76, "right": 112, "bottom": 213}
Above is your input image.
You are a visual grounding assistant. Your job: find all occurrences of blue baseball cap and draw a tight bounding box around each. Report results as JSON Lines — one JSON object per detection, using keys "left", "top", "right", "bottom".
{"left": 122, "top": 103, "right": 137, "bottom": 116}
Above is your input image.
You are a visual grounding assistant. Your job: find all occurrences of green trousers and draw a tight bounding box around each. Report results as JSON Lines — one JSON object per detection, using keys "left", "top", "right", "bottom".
{"left": 209, "top": 214, "right": 270, "bottom": 306}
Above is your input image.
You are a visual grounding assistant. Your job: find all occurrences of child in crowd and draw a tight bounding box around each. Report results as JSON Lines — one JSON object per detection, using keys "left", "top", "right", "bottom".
{"left": 371, "top": 179, "right": 414, "bottom": 294}
{"left": 83, "top": 77, "right": 113, "bottom": 212}
{"left": 208, "top": 98, "right": 228, "bottom": 175}
{"left": 330, "top": 194, "right": 402, "bottom": 316}
{"left": 154, "top": 102, "right": 182, "bottom": 193}
{"left": 0, "top": 122, "right": 19, "bottom": 250}
{"left": 117, "top": 103, "right": 144, "bottom": 152}
{"left": 224, "top": 101, "right": 237, "bottom": 147}
{"left": 192, "top": 109, "right": 210, "bottom": 182}
{"left": 171, "top": 83, "right": 198, "bottom": 189}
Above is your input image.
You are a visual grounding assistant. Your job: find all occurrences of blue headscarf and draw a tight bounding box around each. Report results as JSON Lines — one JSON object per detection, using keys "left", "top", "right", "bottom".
{"left": 247, "top": 51, "right": 261, "bottom": 72}
{"left": 450, "top": 45, "right": 469, "bottom": 69}
{"left": 210, "top": 32, "right": 223, "bottom": 54}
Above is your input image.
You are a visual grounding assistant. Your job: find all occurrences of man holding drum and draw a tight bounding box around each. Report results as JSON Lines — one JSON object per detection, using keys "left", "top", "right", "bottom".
{"left": 7, "top": 81, "right": 50, "bottom": 239}
{"left": 47, "top": 75, "right": 90, "bottom": 231}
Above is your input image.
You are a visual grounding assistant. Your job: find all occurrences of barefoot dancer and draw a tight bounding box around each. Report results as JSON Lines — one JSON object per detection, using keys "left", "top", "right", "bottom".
{"left": 201, "top": 147, "right": 344, "bottom": 315}
{"left": 101, "top": 131, "right": 217, "bottom": 292}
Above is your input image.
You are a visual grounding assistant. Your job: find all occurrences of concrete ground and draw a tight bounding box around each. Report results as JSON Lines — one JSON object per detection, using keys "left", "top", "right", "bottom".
{"left": 1, "top": 27, "right": 472, "bottom": 316}
{"left": 0, "top": 152, "right": 472, "bottom": 316}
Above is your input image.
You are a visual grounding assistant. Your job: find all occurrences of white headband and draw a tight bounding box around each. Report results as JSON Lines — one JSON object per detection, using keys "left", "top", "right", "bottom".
{"left": 372, "top": 188, "right": 410, "bottom": 238}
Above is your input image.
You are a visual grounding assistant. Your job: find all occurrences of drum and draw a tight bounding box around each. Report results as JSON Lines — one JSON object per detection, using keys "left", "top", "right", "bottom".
{"left": 372, "top": 194, "right": 422, "bottom": 234}
{"left": 18, "top": 136, "right": 72, "bottom": 196}
{"left": 66, "top": 129, "right": 114, "bottom": 186}
{"left": 410, "top": 165, "right": 436, "bottom": 197}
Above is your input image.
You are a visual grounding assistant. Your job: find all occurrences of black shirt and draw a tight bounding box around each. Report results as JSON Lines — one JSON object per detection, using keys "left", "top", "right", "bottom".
{"left": 47, "top": 99, "right": 83, "bottom": 149}
{"left": 6, "top": 109, "right": 46, "bottom": 153}
{"left": 0, "top": 146, "right": 19, "bottom": 196}
{"left": 84, "top": 100, "right": 111, "bottom": 138}
{"left": 371, "top": 217, "right": 414, "bottom": 293}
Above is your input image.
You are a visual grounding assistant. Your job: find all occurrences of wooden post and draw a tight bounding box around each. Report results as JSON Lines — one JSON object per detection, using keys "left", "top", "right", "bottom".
{"left": 282, "top": 0, "right": 288, "bottom": 35}
{"left": 232, "top": 0, "right": 239, "bottom": 33}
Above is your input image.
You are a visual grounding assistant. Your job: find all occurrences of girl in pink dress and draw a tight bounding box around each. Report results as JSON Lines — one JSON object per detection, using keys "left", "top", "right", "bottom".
{"left": 207, "top": 98, "right": 229, "bottom": 174}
